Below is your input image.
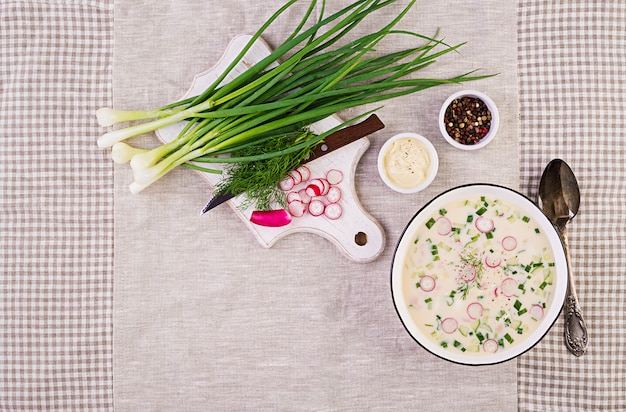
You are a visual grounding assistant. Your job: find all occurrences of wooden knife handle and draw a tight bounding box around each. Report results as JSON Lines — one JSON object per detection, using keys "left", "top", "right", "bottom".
{"left": 310, "top": 114, "right": 385, "bottom": 159}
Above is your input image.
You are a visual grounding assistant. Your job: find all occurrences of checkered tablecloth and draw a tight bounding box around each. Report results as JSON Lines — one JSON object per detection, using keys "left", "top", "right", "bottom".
{"left": 1, "top": 0, "right": 624, "bottom": 410}
{"left": 517, "top": 2, "right": 626, "bottom": 410}
{"left": 0, "top": 1, "right": 113, "bottom": 409}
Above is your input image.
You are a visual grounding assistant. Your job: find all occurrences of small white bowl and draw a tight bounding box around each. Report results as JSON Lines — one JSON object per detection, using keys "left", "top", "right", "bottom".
{"left": 377, "top": 133, "right": 438, "bottom": 194}
{"left": 439, "top": 90, "right": 499, "bottom": 150}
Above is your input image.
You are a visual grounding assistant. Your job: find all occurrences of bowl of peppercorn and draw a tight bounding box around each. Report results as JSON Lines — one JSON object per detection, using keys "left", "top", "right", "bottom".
{"left": 439, "top": 90, "right": 499, "bottom": 150}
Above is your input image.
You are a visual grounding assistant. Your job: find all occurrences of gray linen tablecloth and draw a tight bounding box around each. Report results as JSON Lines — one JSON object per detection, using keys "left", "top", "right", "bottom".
{"left": 1, "top": 0, "right": 625, "bottom": 410}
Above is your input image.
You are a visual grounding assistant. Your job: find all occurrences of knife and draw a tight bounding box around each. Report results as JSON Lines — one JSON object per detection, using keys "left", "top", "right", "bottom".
{"left": 200, "top": 114, "right": 385, "bottom": 214}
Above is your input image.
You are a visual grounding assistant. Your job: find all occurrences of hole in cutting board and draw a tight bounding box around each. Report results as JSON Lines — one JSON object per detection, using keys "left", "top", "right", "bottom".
{"left": 354, "top": 231, "right": 368, "bottom": 246}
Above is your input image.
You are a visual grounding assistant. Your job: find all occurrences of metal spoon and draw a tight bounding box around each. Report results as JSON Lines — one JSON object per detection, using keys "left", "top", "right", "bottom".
{"left": 538, "top": 158, "right": 588, "bottom": 356}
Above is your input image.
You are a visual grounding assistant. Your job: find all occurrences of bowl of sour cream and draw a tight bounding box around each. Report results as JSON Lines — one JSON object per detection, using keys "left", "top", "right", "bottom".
{"left": 378, "top": 133, "right": 438, "bottom": 194}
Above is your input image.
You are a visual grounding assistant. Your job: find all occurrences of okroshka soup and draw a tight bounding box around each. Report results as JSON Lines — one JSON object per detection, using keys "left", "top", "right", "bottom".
{"left": 391, "top": 185, "right": 567, "bottom": 365}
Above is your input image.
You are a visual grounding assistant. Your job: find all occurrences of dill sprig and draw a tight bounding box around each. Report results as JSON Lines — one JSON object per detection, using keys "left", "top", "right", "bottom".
{"left": 215, "top": 130, "right": 316, "bottom": 210}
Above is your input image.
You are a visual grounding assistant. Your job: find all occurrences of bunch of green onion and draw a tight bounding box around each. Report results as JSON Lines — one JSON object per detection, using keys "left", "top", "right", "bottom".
{"left": 97, "top": 0, "right": 492, "bottom": 196}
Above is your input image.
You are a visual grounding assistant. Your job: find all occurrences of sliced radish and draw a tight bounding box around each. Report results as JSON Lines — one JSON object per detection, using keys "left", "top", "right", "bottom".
{"left": 288, "top": 200, "right": 306, "bottom": 218}
{"left": 466, "top": 302, "right": 484, "bottom": 319}
{"left": 308, "top": 199, "right": 325, "bottom": 216}
{"left": 436, "top": 216, "right": 452, "bottom": 236}
{"left": 296, "top": 165, "right": 311, "bottom": 181}
{"left": 441, "top": 317, "right": 458, "bottom": 334}
{"left": 319, "top": 178, "right": 330, "bottom": 196}
{"left": 324, "top": 203, "right": 342, "bottom": 220}
{"left": 530, "top": 304, "right": 545, "bottom": 320}
{"left": 501, "top": 277, "right": 518, "bottom": 297}
{"left": 326, "top": 169, "right": 343, "bottom": 185}
{"left": 288, "top": 169, "right": 302, "bottom": 185}
{"left": 482, "top": 338, "right": 498, "bottom": 353}
{"left": 250, "top": 209, "right": 291, "bottom": 227}
{"left": 306, "top": 183, "right": 322, "bottom": 197}
{"left": 475, "top": 216, "right": 494, "bottom": 233}
{"left": 419, "top": 275, "right": 436, "bottom": 292}
{"left": 326, "top": 186, "right": 342, "bottom": 203}
{"left": 484, "top": 252, "right": 502, "bottom": 268}
{"left": 298, "top": 189, "right": 311, "bottom": 204}
{"left": 279, "top": 176, "right": 295, "bottom": 191}
{"left": 287, "top": 191, "right": 302, "bottom": 203}
{"left": 502, "top": 236, "right": 518, "bottom": 251}
{"left": 459, "top": 263, "right": 477, "bottom": 282}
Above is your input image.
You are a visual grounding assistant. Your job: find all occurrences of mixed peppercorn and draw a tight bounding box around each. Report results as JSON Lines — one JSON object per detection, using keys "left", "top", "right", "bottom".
{"left": 443, "top": 96, "right": 492, "bottom": 145}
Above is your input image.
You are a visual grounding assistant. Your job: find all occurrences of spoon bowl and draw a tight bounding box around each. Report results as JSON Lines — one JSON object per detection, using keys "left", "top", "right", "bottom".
{"left": 538, "top": 159, "right": 588, "bottom": 356}
{"left": 539, "top": 160, "right": 580, "bottom": 224}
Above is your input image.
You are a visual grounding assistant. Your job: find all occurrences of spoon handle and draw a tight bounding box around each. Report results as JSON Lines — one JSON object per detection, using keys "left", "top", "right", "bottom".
{"left": 560, "top": 230, "right": 588, "bottom": 356}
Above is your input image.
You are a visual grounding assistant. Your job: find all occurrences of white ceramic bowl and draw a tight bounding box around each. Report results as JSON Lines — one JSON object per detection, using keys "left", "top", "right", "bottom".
{"left": 439, "top": 90, "right": 499, "bottom": 150}
{"left": 377, "top": 133, "right": 438, "bottom": 194}
{"left": 390, "top": 184, "right": 567, "bottom": 365}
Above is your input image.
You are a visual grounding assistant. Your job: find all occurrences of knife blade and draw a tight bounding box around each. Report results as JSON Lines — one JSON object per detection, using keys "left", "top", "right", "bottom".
{"left": 200, "top": 113, "right": 385, "bottom": 214}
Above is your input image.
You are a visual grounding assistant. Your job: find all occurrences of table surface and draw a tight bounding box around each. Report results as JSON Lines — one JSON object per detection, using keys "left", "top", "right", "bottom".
{"left": 1, "top": 1, "right": 625, "bottom": 411}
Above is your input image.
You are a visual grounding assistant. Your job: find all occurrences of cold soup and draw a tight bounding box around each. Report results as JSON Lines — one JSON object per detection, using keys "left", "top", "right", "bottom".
{"left": 401, "top": 194, "right": 558, "bottom": 356}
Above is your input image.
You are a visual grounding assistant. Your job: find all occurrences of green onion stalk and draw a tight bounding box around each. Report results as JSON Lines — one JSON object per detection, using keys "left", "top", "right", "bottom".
{"left": 97, "top": 0, "right": 494, "bottom": 202}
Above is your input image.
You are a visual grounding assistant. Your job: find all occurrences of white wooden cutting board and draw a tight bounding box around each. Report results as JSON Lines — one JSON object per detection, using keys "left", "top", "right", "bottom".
{"left": 156, "top": 35, "right": 385, "bottom": 263}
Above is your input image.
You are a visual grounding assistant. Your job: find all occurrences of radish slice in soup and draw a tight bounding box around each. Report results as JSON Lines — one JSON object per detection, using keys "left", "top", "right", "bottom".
{"left": 501, "top": 277, "right": 518, "bottom": 297}
{"left": 436, "top": 216, "right": 452, "bottom": 236}
{"left": 484, "top": 253, "right": 502, "bottom": 268}
{"left": 483, "top": 339, "right": 499, "bottom": 353}
{"left": 475, "top": 216, "right": 494, "bottom": 233}
{"left": 502, "top": 235, "right": 518, "bottom": 251}
{"left": 530, "top": 304, "right": 545, "bottom": 320}
{"left": 466, "top": 302, "right": 484, "bottom": 319}
{"left": 441, "top": 318, "right": 458, "bottom": 334}
{"left": 459, "top": 264, "right": 477, "bottom": 282}
{"left": 419, "top": 275, "right": 436, "bottom": 292}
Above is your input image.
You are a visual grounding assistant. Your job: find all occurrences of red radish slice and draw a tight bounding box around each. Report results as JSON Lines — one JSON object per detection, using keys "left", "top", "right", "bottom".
{"left": 324, "top": 203, "right": 342, "bottom": 220}
{"left": 279, "top": 176, "right": 295, "bottom": 191}
{"left": 530, "top": 304, "right": 545, "bottom": 320}
{"left": 326, "top": 186, "right": 342, "bottom": 203}
{"left": 436, "top": 216, "right": 452, "bottom": 236}
{"left": 475, "top": 216, "right": 494, "bottom": 233}
{"left": 308, "top": 179, "right": 326, "bottom": 195}
{"left": 501, "top": 277, "right": 518, "bottom": 297}
{"left": 419, "top": 275, "right": 436, "bottom": 292}
{"left": 484, "top": 252, "right": 502, "bottom": 268}
{"left": 502, "top": 236, "right": 518, "bottom": 251}
{"left": 483, "top": 338, "right": 499, "bottom": 353}
{"left": 306, "top": 183, "right": 321, "bottom": 197}
{"left": 288, "top": 200, "right": 306, "bottom": 218}
{"left": 326, "top": 169, "right": 343, "bottom": 185}
{"left": 441, "top": 317, "right": 458, "bottom": 334}
{"left": 466, "top": 302, "right": 484, "bottom": 319}
{"left": 250, "top": 209, "right": 291, "bottom": 227}
{"left": 296, "top": 165, "right": 311, "bottom": 181}
{"left": 298, "top": 189, "right": 311, "bottom": 204}
{"left": 319, "top": 178, "right": 330, "bottom": 196}
{"left": 287, "top": 191, "right": 302, "bottom": 203}
{"left": 308, "top": 199, "right": 325, "bottom": 216}
{"left": 288, "top": 169, "right": 302, "bottom": 185}
{"left": 459, "top": 264, "right": 477, "bottom": 282}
